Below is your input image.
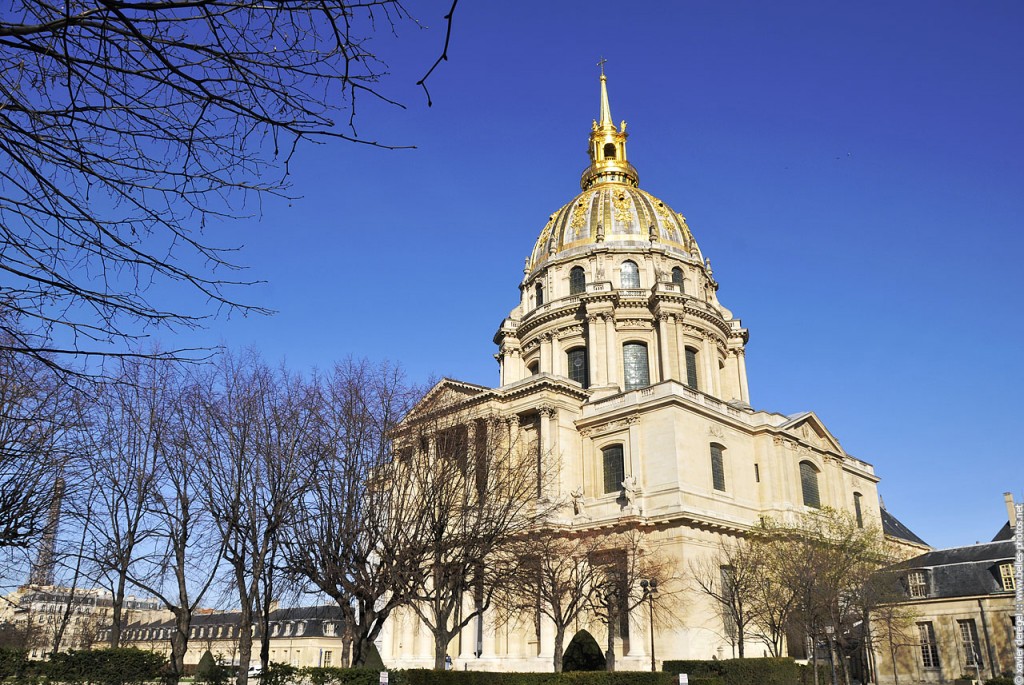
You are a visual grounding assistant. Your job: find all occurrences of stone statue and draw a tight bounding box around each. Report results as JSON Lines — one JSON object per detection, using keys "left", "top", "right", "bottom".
{"left": 621, "top": 475, "right": 637, "bottom": 506}
{"left": 571, "top": 487, "right": 585, "bottom": 516}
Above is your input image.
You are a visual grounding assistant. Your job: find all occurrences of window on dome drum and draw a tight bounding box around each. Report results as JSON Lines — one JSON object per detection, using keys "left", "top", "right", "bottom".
{"left": 999, "top": 563, "right": 1016, "bottom": 591}
{"left": 528, "top": 361, "right": 539, "bottom": 375}
{"left": 854, "top": 492, "right": 864, "bottom": 528}
{"left": 567, "top": 347, "right": 588, "bottom": 388}
{"left": 710, "top": 443, "right": 726, "bottom": 491}
{"left": 671, "top": 266, "right": 684, "bottom": 288}
{"left": 603, "top": 143, "right": 616, "bottom": 159}
{"left": 907, "top": 570, "right": 927, "bottom": 598}
{"left": 622, "top": 342, "right": 650, "bottom": 390}
{"left": 535, "top": 282, "right": 544, "bottom": 307}
{"left": 569, "top": 266, "right": 586, "bottom": 295}
{"left": 918, "top": 621, "right": 940, "bottom": 669}
{"left": 799, "top": 461, "right": 821, "bottom": 508}
{"left": 602, "top": 444, "right": 624, "bottom": 494}
{"left": 684, "top": 347, "right": 699, "bottom": 390}
{"left": 620, "top": 260, "right": 640, "bottom": 288}
{"left": 957, "top": 619, "right": 983, "bottom": 667}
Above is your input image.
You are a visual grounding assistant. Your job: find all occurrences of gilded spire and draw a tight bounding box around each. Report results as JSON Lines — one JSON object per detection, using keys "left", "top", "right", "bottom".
{"left": 598, "top": 58, "right": 614, "bottom": 130}
{"left": 581, "top": 63, "right": 638, "bottom": 190}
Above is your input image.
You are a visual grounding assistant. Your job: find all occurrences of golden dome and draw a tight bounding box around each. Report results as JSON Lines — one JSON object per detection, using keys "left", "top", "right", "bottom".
{"left": 527, "top": 185, "right": 702, "bottom": 272}
{"left": 526, "top": 68, "right": 703, "bottom": 273}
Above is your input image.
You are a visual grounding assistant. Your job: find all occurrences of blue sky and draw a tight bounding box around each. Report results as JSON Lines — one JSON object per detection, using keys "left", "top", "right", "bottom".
{"left": 171, "top": 1, "right": 1023, "bottom": 550}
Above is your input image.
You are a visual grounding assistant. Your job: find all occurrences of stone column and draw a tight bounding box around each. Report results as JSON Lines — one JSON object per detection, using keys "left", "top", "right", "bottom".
{"left": 701, "top": 335, "right": 717, "bottom": 396}
{"left": 658, "top": 315, "right": 673, "bottom": 383}
{"left": 736, "top": 348, "right": 750, "bottom": 403}
{"left": 551, "top": 333, "right": 563, "bottom": 378}
{"left": 605, "top": 315, "right": 618, "bottom": 387}
{"left": 588, "top": 316, "right": 606, "bottom": 386}
{"left": 538, "top": 406, "right": 556, "bottom": 500}
{"left": 538, "top": 614, "right": 555, "bottom": 659}
{"left": 539, "top": 333, "right": 552, "bottom": 375}
{"left": 626, "top": 601, "right": 647, "bottom": 657}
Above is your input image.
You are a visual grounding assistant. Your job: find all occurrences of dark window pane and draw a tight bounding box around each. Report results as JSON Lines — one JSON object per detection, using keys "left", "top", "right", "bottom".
{"left": 602, "top": 445, "right": 624, "bottom": 494}
{"left": 603, "top": 143, "right": 617, "bottom": 159}
{"left": 535, "top": 283, "right": 544, "bottom": 306}
{"left": 711, "top": 444, "right": 725, "bottom": 491}
{"left": 623, "top": 342, "right": 649, "bottom": 390}
{"left": 671, "top": 267, "right": 684, "bottom": 285}
{"left": 800, "top": 461, "right": 820, "bottom": 508}
{"left": 854, "top": 492, "right": 863, "bottom": 528}
{"left": 685, "top": 347, "right": 699, "bottom": 390}
{"left": 567, "top": 348, "right": 588, "bottom": 388}
{"left": 570, "top": 266, "right": 586, "bottom": 295}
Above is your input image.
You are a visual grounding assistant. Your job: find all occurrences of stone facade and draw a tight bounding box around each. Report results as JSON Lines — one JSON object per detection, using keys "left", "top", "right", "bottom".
{"left": 378, "top": 71, "right": 923, "bottom": 672}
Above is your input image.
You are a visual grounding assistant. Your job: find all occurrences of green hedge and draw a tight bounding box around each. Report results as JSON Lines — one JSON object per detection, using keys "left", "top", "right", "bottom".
{"left": 42, "top": 648, "right": 167, "bottom": 685}
{"left": 663, "top": 658, "right": 799, "bottom": 685}
{"left": 0, "top": 648, "right": 29, "bottom": 680}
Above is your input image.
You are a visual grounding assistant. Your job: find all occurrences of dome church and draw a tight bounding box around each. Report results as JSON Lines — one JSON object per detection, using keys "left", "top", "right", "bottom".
{"left": 379, "top": 69, "right": 926, "bottom": 671}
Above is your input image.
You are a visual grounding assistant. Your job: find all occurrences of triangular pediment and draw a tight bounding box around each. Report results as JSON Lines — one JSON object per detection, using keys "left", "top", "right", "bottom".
{"left": 779, "top": 411, "right": 845, "bottom": 455}
{"left": 404, "top": 377, "right": 490, "bottom": 422}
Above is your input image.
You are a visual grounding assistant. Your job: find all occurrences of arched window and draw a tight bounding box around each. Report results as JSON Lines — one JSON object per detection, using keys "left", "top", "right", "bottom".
{"left": 854, "top": 492, "right": 864, "bottom": 528}
{"left": 603, "top": 143, "right": 617, "bottom": 159}
{"left": 567, "top": 347, "right": 588, "bottom": 388}
{"left": 622, "top": 342, "right": 650, "bottom": 390}
{"left": 620, "top": 261, "right": 640, "bottom": 289}
{"left": 710, "top": 443, "right": 726, "bottom": 491}
{"left": 799, "top": 461, "right": 821, "bottom": 509}
{"left": 684, "top": 347, "right": 699, "bottom": 390}
{"left": 535, "top": 282, "right": 544, "bottom": 307}
{"left": 527, "top": 361, "right": 539, "bottom": 375}
{"left": 671, "top": 266, "right": 684, "bottom": 291}
{"left": 569, "top": 266, "right": 586, "bottom": 295}
{"left": 602, "top": 444, "right": 624, "bottom": 494}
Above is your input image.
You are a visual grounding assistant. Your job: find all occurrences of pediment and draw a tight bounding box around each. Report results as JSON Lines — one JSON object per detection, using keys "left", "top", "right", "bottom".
{"left": 404, "top": 378, "right": 490, "bottom": 421}
{"left": 779, "top": 412, "right": 845, "bottom": 455}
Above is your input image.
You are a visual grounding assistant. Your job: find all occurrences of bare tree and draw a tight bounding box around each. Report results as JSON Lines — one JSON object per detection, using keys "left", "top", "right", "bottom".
{"left": 690, "top": 536, "right": 763, "bottom": 658}
{"left": 285, "top": 359, "right": 422, "bottom": 667}
{"left": 75, "top": 357, "right": 171, "bottom": 647}
{"left": 0, "top": 0, "right": 456, "bottom": 371}
{"left": 0, "top": 336, "right": 74, "bottom": 582}
{"left": 500, "top": 532, "right": 602, "bottom": 672}
{"left": 196, "top": 353, "right": 317, "bottom": 685}
{"left": 398, "top": 403, "right": 558, "bottom": 670}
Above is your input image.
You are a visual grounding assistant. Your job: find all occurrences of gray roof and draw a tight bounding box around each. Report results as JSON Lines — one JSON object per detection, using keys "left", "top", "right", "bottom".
{"left": 897, "top": 540, "right": 1015, "bottom": 600}
{"left": 881, "top": 508, "right": 928, "bottom": 547}
{"left": 116, "top": 605, "right": 346, "bottom": 639}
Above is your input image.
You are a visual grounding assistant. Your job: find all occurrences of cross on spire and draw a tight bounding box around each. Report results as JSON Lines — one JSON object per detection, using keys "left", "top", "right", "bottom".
{"left": 597, "top": 57, "right": 607, "bottom": 76}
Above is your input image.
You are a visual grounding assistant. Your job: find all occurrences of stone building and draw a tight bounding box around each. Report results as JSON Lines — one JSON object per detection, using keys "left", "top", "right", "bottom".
{"left": 378, "top": 70, "right": 926, "bottom": 671}
{"left": 870, "top": 494, "right": 1019, "bottom": 684}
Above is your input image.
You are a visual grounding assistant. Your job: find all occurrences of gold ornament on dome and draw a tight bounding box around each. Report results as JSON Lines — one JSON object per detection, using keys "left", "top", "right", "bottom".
{"left": 612, "top": 191, "right": 633, "bottom": 226}
{"left": 569, "top": 194, "right": 590, "bottom": 230}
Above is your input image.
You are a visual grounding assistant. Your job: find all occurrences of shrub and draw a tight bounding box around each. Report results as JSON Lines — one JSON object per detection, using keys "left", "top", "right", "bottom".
{"left": 302, "top": 667, "right": 387, "bottom": 685}
{"left": 562, "top": 630, "right": 605, "bottom": 672}
{"left": 0, "top": 648, "right": 29, "bottom": 679}
{"left": 984, "top": 678, "right": 1014, "bottom": 685}
{"left": 262, "top": 661, "right": 300, "bottom": 685}
{"left": 363, "top": 643, "right": 386, "bottom": 671}
{"left": 44, "top": 647, "right": 167, "bottom": 685}
{"left": 664, "top": 658, "right": 799, "bottom": 685}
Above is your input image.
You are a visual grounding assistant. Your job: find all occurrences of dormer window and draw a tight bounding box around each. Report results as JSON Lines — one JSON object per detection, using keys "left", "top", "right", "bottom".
{"left": 999, "top": 562, "right": 1016, "bottom": 591}
{"left": 907, "top": 570, "right": 928, "bottom": 598}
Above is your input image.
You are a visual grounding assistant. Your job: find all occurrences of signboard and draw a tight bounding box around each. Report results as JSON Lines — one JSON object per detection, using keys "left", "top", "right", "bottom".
{"left": 679, "top": 675, "right": 689, "bottom": 685}
{"left": 379, "top": 672, "right": 389, "bottom": 685}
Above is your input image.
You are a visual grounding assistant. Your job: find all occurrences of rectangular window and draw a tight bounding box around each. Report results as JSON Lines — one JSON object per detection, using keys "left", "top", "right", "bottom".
{"left": 623, "top": 343, "right": 650, "bottom": 391}
{"left": 754, "top": 463, "right": 760, "bottom": 483}
{"left": 602, "top": 445, "right": 624, "bottom": 494}
{"left": 567, "top": 348, "right": 588, "bottom": 388}
{"left": 684, "top": 348, "right": 699, "bottom": 390}
{"left": 710, "top": 444, "right": 726, "bottom": 491}
{"left": 957, "top": 619, "right": 982, "bottom": 667}
{"left": 907, "top": 571, "right": 927, "bottom": 598}
{"left": 999, "top": 563, "right": 1016, "bottom": 591}
{"left": 917, "top": 621, "right": 940, "bottom": 669}
{"left": 322, "top": 650, "right": 333, "bottom": 667}
{"left": 854, "top": 492, "right": 864, "bottom": 528}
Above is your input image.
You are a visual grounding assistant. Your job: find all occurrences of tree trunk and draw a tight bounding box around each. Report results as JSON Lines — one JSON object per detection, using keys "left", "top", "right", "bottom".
{"left": 737, "top": 622, "right": 745, "bottom": 658}
{"left": 235, "top": 600, "right": 254, "bottom": 685}
{"left": 605, "top": 609, "right": 617, "bottom": 672}
{"left": 553, "top": 624, "right": 565, "bottom": 672}
{"left": 433, "top": 630, "right": 449, "bottom": 670}
{"left": 168, "top": 610, "right": 192, "bottom": 684}
{"left": 811, "top": 636, "right": 819, "bottom": 685}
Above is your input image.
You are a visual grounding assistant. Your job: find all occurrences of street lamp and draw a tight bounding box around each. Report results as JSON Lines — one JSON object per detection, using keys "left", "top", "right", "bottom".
{"left": 640, "top": 579, "right": 658, "bottom": 672}
{"left": 823, "top": 625, "right": 837, "bottom": 685}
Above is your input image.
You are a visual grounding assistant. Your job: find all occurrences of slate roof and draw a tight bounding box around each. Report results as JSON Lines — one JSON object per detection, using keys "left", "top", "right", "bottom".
{"left": 118, "top": 605, "right": 346, "bottom": 639}
{"left": 897, "top": 540, "right": 1016, "bottom": 600}
{"left": 880, "top": 508, "right": 928, "bottom": 547}
{"left": 991, "top": 521, "right": 1013, "bottom": 541}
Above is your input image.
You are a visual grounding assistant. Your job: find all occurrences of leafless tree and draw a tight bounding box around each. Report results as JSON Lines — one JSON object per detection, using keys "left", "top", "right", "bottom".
{"left": 690, "top": 536, "right": 764, "bottom": 658}
{"left": 500, "top": 532, "right": 603, "bottom": 672}
{"left": 196, "top": 352, "right": 317, "bottom": 685}
{"left": 284, "top": 359, "right": 422, "bottom": 667}
{"left": 398, "top": 402, "right": 559, "bottom": 670}
{"left": 74, "top": 357, "right": 172, "bottom": 647}
{"left": 0, "top": 335, "right": 75, "bottom": 582}
{"left": 0, "top": 0, "right": 457, "bottom": 372}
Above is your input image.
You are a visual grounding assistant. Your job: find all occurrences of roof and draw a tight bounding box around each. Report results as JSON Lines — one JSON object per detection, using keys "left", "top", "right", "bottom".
{"left": 122, "top": 605, "right": 345, "bottom": 638}
{"left": 991, "top": 521, "right": 1013, "bottom": 541}
{"left": 896, "top": 540, "right": 1016, "bottom": 600}
{"left": 881, "top": 508, "right": 928, "bottom": 547}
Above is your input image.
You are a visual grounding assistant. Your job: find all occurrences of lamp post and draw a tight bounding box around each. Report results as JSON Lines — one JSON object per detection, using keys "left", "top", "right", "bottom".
{"left": 824, "top": 625, "right": 838, "bottom": 685}
{"left": 640, "top": 578, "right": 658, "bottom": 672}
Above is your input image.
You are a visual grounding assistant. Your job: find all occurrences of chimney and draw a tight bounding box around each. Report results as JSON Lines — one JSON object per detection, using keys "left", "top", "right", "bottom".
{"left": 1004, "top": 492, "right": 1017, "bottom": 527}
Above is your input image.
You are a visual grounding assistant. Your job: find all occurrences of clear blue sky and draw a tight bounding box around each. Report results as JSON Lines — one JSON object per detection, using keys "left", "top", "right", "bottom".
{"left": 172, "top": 1, "right": 1023, "bottom": 550}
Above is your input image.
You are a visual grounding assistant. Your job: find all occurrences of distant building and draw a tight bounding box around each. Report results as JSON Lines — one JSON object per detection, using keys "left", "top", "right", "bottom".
{"left": 108, "top": 605, "right": 351, "bottom": 669}
{"left": 870, "top": 493, "right": 1018, "bottom": 684}
{"left": 0, "top": 585, "right": 161, "bottom": 658}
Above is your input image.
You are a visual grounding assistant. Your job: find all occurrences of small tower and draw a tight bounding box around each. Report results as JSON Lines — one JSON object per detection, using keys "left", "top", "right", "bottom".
{"left": 581, "top": 64, "right": 638, "bottom": 189}
{"left": 28, "top": 476, "right": 64, "bottom": 587}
